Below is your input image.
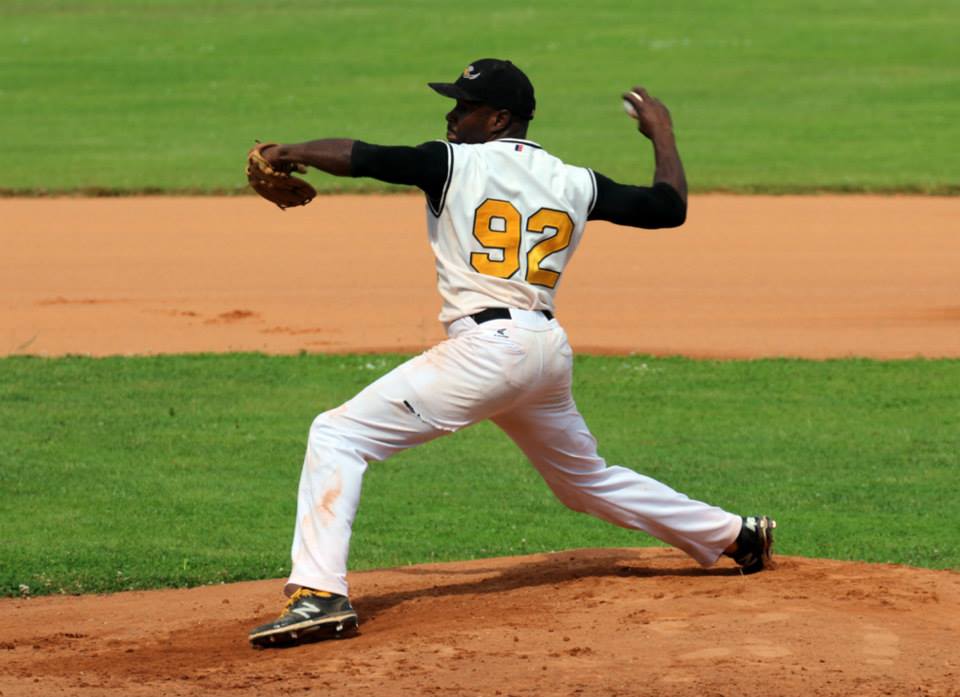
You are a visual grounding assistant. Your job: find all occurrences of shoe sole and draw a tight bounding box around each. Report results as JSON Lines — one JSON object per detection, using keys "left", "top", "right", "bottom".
{"left": 760, "top": 516, "right": 776, "bottom": 561}
{"left": 750, "top": 516, "right": 777, "bottom": 573}
{"left": 733, "top": 516, "right": 777, "bottom": 574}
{"left": 249, "top": 612, "right": 359, "bottom": 648}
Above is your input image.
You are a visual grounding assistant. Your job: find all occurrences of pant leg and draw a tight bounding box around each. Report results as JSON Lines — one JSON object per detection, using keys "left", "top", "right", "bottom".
{"left": 287, "top": 361, "right": 446, "bottom": 596}
{"left": 492, "top": 358, "right": 741, "bottom": 566}
{"left": 287, "top": 322, "right": 536, "bottom": 596}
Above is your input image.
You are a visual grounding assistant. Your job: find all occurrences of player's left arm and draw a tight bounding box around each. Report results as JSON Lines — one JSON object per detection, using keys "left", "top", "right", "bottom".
{"left": 257, "top": 139, "right": 449, "bottom": 206}
{"left": 260, "top": 139, "right": 355, "bottom": 177}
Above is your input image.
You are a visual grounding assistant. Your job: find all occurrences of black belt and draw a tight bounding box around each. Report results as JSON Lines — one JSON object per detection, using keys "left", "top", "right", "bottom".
{"left": 471, "top": 308, "right": 554, "bottom": 323}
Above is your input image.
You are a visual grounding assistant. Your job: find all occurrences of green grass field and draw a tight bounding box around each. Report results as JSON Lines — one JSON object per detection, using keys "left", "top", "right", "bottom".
{"left": 2, "top": 354, "right": 957, "bottom": 596}
{"left": 3, "top": 0, "right": 959, "bottom": 194}
{"left": 2, "top": 1, "right": 957, "bottom": 598}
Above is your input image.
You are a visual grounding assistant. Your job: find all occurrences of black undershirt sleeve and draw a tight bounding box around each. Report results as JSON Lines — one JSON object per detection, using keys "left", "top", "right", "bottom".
{"left": 350, "top": 140, "right": 449, "bottom": 210}
{"left": 588, "top": 172, "right": 687, "bottom": 228}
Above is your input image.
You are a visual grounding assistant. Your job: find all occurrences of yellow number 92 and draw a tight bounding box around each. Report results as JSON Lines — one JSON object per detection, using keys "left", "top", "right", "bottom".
{"left": 469, "top": 199, "right": 574, "bottom": 289}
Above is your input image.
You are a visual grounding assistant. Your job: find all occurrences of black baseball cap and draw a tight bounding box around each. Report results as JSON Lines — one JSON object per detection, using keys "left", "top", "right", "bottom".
{"left": 428, "top": 58, "right": 536, "bottom": 120}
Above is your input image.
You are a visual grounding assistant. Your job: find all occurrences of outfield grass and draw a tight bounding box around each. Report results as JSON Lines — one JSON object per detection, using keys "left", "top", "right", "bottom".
{"left": 2, "top": 353, "right": 957, "bottom": 597}
{"left": 3, "top": 0, "right": 958, "bottom": 194}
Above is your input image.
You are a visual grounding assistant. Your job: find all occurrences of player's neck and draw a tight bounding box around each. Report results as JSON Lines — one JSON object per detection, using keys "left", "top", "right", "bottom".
{"left": 487, "top": 127, "right": 529, "bottom": 143}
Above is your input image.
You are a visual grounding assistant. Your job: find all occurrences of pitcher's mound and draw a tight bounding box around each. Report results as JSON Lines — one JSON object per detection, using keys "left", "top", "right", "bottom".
{"left": 2, "top": 548, "right": 957, "bottom": 696}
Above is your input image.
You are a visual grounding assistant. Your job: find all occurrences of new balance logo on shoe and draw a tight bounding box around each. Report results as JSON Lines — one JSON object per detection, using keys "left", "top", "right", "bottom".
{"left": 292, "top": 601, "right": 320, "bottom": 619}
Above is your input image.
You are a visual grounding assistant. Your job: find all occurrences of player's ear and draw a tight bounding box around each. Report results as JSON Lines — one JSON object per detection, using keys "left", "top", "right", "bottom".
{"left": 491, "top": 109, "right": 512, "bottom": 134}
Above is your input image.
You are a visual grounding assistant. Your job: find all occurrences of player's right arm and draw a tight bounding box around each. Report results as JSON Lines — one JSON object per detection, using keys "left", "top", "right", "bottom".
{"left": 625, "top": 86, "right": 687, "bottom": 203}
{"left": 589, "top": 87, "right": 688, "bottom": 229}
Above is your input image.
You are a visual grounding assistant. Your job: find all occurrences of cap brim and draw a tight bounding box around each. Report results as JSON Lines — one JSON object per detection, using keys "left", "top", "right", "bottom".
{"left": 428, "top": 82, "right": 480, "bottom": 102}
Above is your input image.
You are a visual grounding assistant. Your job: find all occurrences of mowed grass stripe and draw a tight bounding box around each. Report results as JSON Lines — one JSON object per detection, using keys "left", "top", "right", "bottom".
{"left": 2, "top": 0, "right": 958, "bottom": 193}
{"left": 1, "top": 353, "right": 957, "bottom": 596}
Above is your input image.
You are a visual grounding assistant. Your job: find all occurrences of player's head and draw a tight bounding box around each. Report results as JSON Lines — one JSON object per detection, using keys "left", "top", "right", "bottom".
{"left": 428, "top": 58, "right": 535, "bottom": 144}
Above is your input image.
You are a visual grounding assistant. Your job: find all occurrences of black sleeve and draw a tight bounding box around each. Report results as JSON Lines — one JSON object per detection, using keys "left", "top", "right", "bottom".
{"left": 587, "top": 172, "right": 687, "bottom": 228}
{"left": 350, "top": 140, "right": 450, "bottom": 211}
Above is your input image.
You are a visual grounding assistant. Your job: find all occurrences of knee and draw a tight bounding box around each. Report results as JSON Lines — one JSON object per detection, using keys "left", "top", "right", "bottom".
{"left": 304, "top": 409, "right": 368, "bottom": 474}
{"left": 307, "top": 408, "right": 351, "bottom": 450}
{"left": 309, "top": 410, "right": 333, "bottom": 434}
{"left": 546, "top": 480, "right": 589, "bottom": 513}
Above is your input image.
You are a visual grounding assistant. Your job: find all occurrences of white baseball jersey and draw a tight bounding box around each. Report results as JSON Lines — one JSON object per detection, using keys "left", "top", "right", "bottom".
{"left": 426, "top": 138, "right": 597, "bottom": 323}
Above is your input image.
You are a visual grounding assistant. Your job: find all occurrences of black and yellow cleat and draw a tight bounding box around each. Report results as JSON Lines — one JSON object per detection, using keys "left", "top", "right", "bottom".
{"left": 730, "top": 515, "right": 777, "bottom": 574}
{"left": 249, "top": 588, "right": 358, "bottom": 648}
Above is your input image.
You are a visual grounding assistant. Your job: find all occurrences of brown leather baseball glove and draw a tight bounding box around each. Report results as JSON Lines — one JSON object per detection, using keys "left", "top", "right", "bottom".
{"left": 246, "top": 142, "right": 316, "bottom": 210}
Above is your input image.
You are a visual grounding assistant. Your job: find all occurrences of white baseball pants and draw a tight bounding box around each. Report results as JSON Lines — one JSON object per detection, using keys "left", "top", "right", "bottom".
{"left": 287, "top": 309, "right": 742, "bottom": 596}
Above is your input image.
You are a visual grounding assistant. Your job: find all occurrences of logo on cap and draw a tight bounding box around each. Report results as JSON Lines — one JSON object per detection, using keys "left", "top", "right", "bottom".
{"left": 462, "top": 65, "right": 482, "bottom": 80}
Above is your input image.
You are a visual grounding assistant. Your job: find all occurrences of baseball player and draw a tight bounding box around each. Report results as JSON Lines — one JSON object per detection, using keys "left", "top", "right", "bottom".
{"left": 247, "top": 59, "right": 776, "bottom": 648}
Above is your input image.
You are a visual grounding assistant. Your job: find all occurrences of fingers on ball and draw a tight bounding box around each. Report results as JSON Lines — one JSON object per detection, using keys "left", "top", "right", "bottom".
{"left": 622, "top": 91, "right": 643, "bottom": 119}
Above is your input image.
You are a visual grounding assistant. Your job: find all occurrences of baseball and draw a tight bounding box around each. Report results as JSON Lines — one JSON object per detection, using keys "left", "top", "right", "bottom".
{"left": 622, "top": 91, "right": 643, "bottom": 119}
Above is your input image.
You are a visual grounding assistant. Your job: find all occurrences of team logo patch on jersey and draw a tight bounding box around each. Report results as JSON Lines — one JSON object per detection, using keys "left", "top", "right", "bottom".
{"left": 462, "top": 65, "right": 481, "bottom": 80}
{"left": 515, "top": 144, "right": 524, "bottom": 152}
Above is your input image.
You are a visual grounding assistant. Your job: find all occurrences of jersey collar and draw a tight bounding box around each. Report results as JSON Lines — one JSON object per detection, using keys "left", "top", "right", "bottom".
{"left": 494, "top": 138, "right": 542, "bottom": 149}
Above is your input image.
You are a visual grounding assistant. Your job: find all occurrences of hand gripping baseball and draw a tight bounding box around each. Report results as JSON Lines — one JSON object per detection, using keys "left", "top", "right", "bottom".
{"left": 246, "top": 142, "right": 317, "bottom": 210}
{"left": 622, "top": 87, "right": 674, "bottom": 141}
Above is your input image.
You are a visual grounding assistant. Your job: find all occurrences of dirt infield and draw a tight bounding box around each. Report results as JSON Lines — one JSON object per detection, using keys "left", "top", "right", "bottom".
{"left": 2, "top": 195, "right": 959, "bottom": 696}
{"left": 2, "top": 550, "right": 958, "bottom": 697}
{"left": 2, "top": 194, "right": 958, "bottom": 358}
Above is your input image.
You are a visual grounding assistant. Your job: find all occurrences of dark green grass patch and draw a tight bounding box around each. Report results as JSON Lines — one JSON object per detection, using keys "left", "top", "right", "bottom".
{"left": 2, "top": 1, "right": 958, "bottom": 194}
{"left": 1, "top": 353, "right": 957, "bottom": 596}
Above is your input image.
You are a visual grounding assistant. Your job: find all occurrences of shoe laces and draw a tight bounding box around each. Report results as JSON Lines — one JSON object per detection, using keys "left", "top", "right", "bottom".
{"left": 279, "top": 588, "right": 334, "bottom": 617}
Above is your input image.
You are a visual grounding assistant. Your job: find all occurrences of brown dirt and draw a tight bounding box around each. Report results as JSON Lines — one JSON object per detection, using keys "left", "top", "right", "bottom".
{"left": 2, "top": 194, "right": 958, "bottom": 358}
{"left": 2, "top": 550, "right": 958, "bottom": 697}
{"left": 2, "top": 195, "right": 959, "bottom": 696}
